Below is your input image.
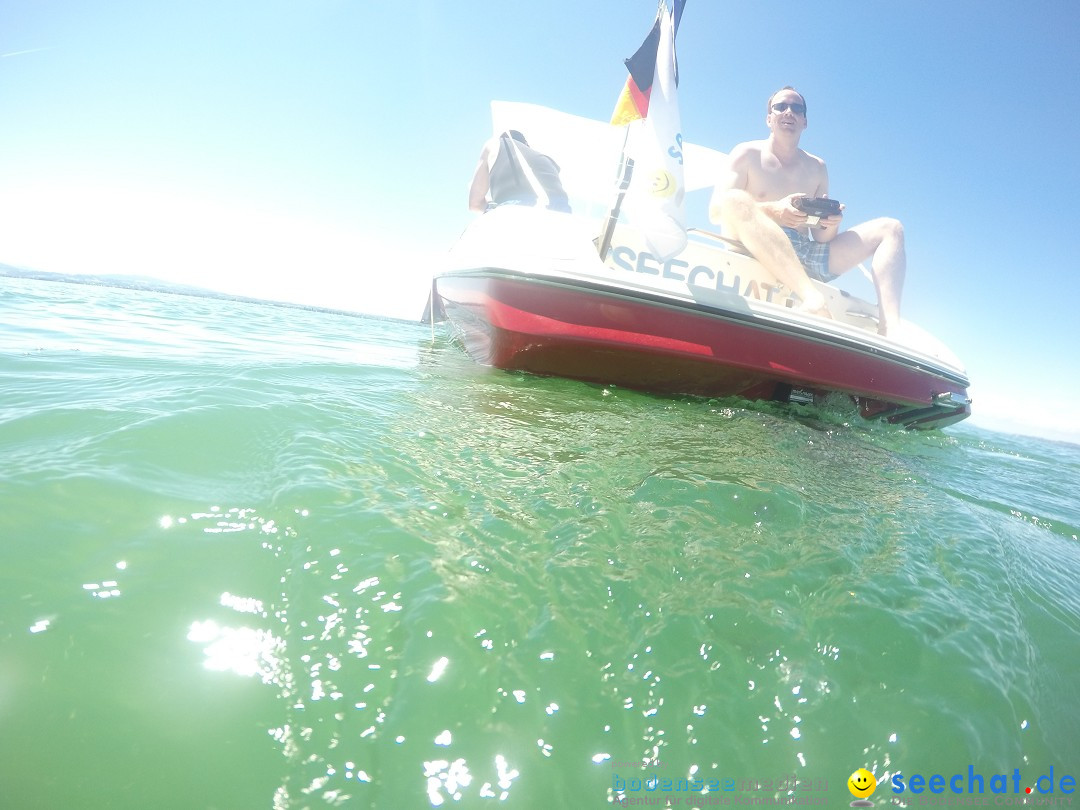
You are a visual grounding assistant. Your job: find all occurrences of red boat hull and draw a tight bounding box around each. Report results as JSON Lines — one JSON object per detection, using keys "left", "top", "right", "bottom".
{"left": 435, "top": 270, "right": 970, "bottom": 428}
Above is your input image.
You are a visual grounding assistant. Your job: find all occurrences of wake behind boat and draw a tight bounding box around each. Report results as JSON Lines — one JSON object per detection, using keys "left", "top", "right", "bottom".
{"left": 429, "top": 3, "right": 970, "bottom": 430}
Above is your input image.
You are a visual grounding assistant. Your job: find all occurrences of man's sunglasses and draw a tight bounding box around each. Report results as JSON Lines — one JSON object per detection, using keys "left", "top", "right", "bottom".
{"left": 771, "top": 102, "right": 806, "bottom": 115}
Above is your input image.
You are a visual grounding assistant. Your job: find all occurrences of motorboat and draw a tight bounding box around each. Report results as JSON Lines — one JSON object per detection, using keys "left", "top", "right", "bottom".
{"left": 429, "top": 102, "right": 971, "bottom": 430}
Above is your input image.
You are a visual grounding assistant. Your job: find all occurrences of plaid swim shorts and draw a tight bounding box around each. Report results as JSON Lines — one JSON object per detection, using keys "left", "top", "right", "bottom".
{"left": 782, "top": 227, "right": 837, "bottom": 283}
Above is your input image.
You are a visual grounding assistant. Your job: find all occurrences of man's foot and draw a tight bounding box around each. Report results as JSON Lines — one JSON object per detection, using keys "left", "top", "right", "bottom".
{"left": 877, "top": 319, "right": 903, "bottom": 339}
{"left": 795, "top": 292, "right": 833, "bottom": 321}
{"left": 877, "top": 310, "right": 901, "bottom": 338}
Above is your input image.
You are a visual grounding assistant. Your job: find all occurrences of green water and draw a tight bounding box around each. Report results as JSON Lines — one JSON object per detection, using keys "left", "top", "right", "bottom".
{"left": 2, "top": 276, "right": 1078, "bottom": 809}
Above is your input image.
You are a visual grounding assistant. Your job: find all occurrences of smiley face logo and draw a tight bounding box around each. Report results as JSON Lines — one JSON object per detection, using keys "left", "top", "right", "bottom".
{"left": 650, "top": 170, "right": 677, "bottom": 198}
{"left": 848, "top": 768, "right": 877, "bottom": 799}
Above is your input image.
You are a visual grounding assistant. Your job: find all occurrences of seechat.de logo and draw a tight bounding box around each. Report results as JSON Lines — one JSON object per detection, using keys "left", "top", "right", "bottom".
{"left": 890, "top": 765, "right": 1077, "bottom": 796}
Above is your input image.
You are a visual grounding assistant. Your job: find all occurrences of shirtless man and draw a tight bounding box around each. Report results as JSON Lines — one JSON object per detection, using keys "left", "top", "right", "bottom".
{"left": 709, "top": 86, "right": 906, "bottom": 336}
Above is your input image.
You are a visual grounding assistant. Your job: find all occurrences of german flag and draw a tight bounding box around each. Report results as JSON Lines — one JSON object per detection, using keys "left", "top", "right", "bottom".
{"left": 610, "top": 0, "right": 685, "bottom": 126}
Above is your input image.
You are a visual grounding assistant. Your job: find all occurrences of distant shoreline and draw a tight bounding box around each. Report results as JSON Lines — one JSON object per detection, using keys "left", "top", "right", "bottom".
{"left": 0, "top": 262, "right": 412, "bottom": 325}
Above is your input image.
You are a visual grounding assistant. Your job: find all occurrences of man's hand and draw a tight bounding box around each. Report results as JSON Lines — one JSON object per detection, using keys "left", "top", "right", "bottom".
{"left": 815, "top": 201, "right": 845, "bottom": 232}
{"left": 817, "top": 208, "right": 844, "bottom": 229}
{"left": 788, "top": 196, "right": 846, "bottom": 230}
{"left": 766, "top": 193, "right": 815, "bottom": 228}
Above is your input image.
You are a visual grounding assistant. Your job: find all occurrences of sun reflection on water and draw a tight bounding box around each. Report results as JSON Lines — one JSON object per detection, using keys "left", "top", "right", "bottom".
{"left": 187, "top": 618, "right": 284, "bottom": 683}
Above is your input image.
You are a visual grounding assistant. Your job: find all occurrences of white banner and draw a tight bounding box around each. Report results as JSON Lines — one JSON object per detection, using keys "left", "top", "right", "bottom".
{"left": 622, "top": 3, "right": 686, "bottom": 261}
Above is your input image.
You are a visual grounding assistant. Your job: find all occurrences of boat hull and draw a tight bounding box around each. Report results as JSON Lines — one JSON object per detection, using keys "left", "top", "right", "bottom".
{"left": 434, "top": 269, "right": 971, "bottom": 429}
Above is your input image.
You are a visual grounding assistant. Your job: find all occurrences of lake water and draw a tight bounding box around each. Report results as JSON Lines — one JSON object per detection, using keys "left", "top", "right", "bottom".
{"left": 2, "top": 275, "right": 1078, "bottom": 809}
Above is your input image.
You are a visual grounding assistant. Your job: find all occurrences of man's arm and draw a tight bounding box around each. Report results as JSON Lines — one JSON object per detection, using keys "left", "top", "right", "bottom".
{"left": 708, "top": 143, "right": 752, "bottom": 222}
{"left": 468, "top": 141, "right": 494, "bottom": 212}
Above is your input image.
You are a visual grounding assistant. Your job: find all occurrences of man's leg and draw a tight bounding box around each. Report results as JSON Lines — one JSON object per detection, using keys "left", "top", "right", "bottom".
{"left": 713, "top": 189, "right": 828, "bottom": 314}
{"left": 827, "top": 218, "right": 906, "bottom": 335}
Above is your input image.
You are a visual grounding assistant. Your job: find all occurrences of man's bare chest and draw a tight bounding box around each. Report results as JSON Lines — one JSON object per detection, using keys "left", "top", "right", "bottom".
{"left": 748, "top": 159, "right": 818, "bottom": 201}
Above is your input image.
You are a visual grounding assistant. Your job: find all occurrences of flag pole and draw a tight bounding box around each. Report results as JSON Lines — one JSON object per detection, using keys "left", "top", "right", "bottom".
{"left": 596, "top": 127, "right": 634, "bottom": 260}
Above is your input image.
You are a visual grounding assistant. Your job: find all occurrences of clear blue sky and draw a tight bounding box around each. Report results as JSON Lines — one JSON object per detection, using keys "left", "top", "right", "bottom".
{"left": 2, "top": 1, "right": 1077, "bottom": 442}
